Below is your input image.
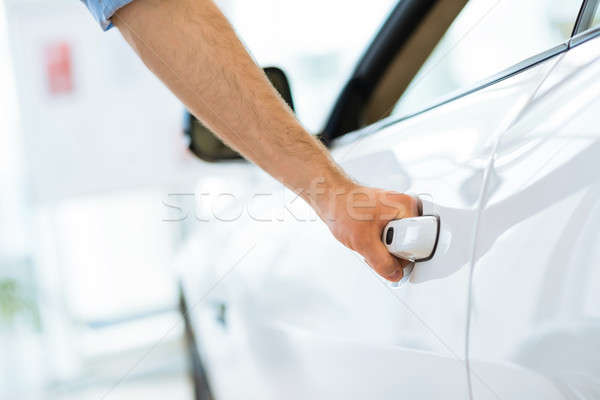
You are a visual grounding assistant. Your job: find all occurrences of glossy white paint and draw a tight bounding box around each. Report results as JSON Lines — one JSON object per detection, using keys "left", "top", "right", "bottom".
{"left": 468, "top": 36, "right": 600, "bottom": 399}
{"left": 173, "top": 38, "right": 593, "bottom": 397}
{"left": 170, "top": 20, "right": 600, "bottom": 399}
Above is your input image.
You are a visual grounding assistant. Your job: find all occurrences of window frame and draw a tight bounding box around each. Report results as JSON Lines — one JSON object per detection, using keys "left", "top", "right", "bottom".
{"left": 571, "top": 0, "right": 600, "bottom": 47}
{"left": 331, "top": 0, "right": 592, "bottom": 143}
{"left": 321, "top": 0, "right": 449, "bottom": 143}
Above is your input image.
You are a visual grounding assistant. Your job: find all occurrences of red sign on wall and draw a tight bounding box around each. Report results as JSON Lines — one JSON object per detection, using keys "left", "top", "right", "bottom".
{"left": 45, "top": 42, "right": 74, "bottom": 95}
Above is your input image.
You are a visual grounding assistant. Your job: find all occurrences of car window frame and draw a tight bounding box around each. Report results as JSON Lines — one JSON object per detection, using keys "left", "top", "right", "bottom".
{"left": 331, "top": 0, "right": 591, "bottom": 144}
{"left": 321, "top": 0, "right": 450, "bottom": 143}
{"left": 571, "top": 0, "right": 600, "bottom": 46}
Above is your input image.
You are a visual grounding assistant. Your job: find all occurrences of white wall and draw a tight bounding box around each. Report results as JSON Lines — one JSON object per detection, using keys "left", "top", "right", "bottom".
{"left": 0, "top": 0, "right": 26, "bottom": 259}
{"left": 3, "top": 0, "right": 195, "bottom": 385}
{"left": 5, "top": 0, "right": 191, "bottom": 203}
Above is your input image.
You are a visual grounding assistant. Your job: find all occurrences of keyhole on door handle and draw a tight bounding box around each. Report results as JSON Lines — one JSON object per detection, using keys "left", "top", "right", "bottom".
{"left": 382, "top": 216, "right": 440, "bottom": 262}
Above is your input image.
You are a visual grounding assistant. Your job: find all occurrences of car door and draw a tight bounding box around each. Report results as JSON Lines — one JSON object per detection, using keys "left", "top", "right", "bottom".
{"left": 196, "top": 50, "right": 564, "bottom": 400}
{"left": 177, "top": 1, "right": 588, "bottom": 399}
{"left": 181, "top": 2, "right": 586, "bottom": 400}
{"left": 467, "top": 5, "right": 600, "bottom": 399}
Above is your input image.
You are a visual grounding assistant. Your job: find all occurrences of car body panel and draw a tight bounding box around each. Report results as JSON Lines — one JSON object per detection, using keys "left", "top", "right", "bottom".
{"left": 469, "top": 37, "right": 600, "bottom": 399}
{"left": 176, "top": 50, "right": 567, "bottom": 399}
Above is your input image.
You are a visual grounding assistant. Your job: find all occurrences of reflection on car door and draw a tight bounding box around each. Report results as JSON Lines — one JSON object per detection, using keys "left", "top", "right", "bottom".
{"left": 468, "top": 36, "right": 600, "bottom": 399}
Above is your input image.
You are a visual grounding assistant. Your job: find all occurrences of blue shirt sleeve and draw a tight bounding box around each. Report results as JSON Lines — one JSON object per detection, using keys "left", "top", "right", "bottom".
{"left": 80, "top": 0, "right": 134, "bottom": 31}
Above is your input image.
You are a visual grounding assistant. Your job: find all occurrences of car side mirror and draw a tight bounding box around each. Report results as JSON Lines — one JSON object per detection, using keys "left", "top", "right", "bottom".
{"left": 184, "top": 66, "right": 294, "bottom": 162}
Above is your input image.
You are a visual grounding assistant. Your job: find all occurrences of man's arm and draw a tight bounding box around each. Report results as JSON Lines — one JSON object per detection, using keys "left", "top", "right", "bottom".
{"left": 113, "top": 0, "right": 417, "bottom": 281}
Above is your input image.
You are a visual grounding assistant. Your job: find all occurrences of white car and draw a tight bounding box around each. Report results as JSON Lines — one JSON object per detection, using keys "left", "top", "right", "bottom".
{"left": 175, "top": 0, "right": 600, "bottom": 398}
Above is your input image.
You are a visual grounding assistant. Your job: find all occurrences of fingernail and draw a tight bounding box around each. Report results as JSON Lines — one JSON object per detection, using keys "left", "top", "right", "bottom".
{"left": 388, "top": 269, "right": 403, "bottom": 281}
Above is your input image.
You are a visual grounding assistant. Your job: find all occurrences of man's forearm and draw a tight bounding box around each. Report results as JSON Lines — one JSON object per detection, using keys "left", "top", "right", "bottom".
{"left": 113, "top": 0, "right": 418, "bottom": 282}
{"left": 113, "top": 0, "right": 350, "bottom": 208}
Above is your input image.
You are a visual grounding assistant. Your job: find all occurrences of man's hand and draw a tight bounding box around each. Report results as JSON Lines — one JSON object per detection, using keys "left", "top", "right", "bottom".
{"left": 308, "top": 183, "right": 420, "bottom": 281}
{"left": 113, "top": 0, "right": 417, "bottom": 281}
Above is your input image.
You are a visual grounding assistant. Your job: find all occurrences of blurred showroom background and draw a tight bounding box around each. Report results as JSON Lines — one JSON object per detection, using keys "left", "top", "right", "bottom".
{"left": 0, "top": 0, "right": 582, "bottom": 398}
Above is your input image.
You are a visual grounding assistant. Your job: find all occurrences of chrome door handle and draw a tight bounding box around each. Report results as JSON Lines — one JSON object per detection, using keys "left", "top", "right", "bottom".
{"left": 383, "top": 216, "right": 440, "bottom": 262}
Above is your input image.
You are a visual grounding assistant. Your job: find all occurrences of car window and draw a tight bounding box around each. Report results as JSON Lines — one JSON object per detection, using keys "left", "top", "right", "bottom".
{"left": 218, "top": 0, "right": 398, "bottom": 133}
{"left": 392, "top": 0, "right": 583, "bottom": 118}
{"left": 591, "top": 6, "right": 600, "bottom": 28}
{"left": 591, "top": 5, "right": 600, "bottom": 28}
{"left": 575, "top": 0, "right": 600, "bottom": 33}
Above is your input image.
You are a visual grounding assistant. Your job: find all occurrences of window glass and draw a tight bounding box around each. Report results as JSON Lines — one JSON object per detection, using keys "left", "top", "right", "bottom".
{"left": 219, "top": 0, "right": 398, "bottom": 133}
{"left": 393, "top": 0, "right": 583, "bottom": 118}
{"left": 592, "top": 9, "right": 600, "bottom": 28}
{"left": 577, "top": 1, "right": 600, "bottom": 32}
{"left": 592, "top": 3, "right": 600, "bottom": 27}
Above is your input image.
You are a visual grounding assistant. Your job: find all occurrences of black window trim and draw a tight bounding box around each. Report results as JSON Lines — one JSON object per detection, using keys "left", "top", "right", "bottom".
{"left": 334, "top": 0, "right": 598, "bottom": 145}
{"left": 321, "top": 0, "right": 441, "bottom": 144}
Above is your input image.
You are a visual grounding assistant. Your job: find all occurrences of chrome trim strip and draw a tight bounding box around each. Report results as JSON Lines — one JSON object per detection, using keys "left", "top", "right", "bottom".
{"left": 365, "top": 43, "right": 568, "bottom": 134}
{"left": 573, "top": 0, "right": 600, "bottom": 36}
{"left": 570, "top": 25, "right": 600, "bottom": 48}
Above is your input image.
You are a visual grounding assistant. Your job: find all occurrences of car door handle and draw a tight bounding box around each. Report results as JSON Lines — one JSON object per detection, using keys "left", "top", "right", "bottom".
{"left": 383, "top": 216, "right": 440, "bottom": 262}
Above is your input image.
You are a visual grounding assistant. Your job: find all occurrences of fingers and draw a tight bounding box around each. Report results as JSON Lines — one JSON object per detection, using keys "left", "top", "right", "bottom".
{"left": 361, "top": 239, "right": 408, "bottom": 282}
{"left": 326, "top": 187, "right": 419, "bottom": 282}
{"left": 379, "top": 192, "right": 420, "bottom": 220}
